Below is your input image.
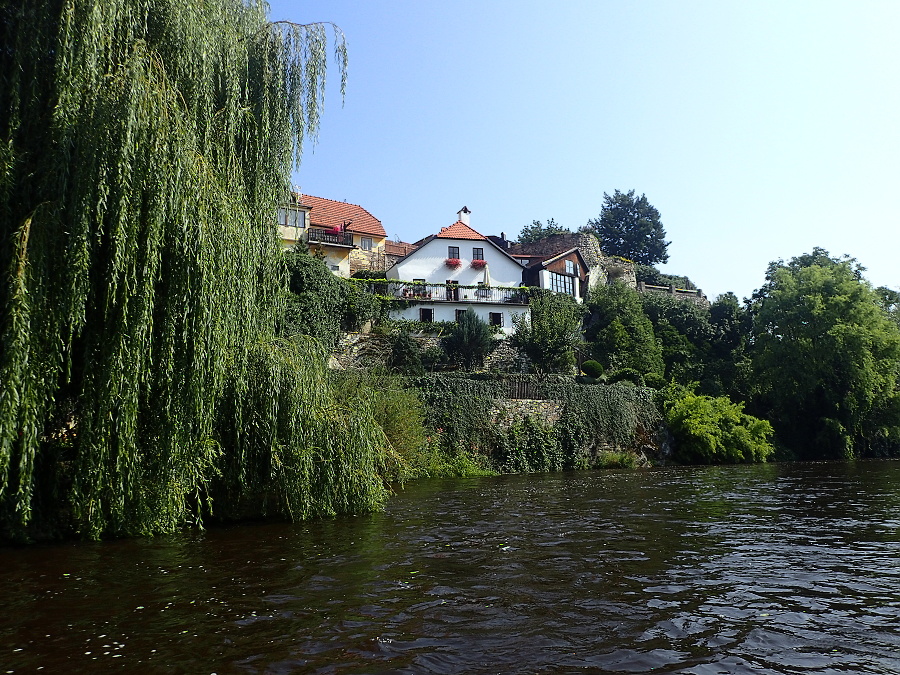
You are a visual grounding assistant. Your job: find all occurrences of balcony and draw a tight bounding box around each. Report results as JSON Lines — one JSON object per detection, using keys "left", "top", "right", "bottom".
{"left": 306, "top": 228, "right": 355, "bottom": 247}
{"left": 351, "top": 280, "right": 529, "bottom": 305}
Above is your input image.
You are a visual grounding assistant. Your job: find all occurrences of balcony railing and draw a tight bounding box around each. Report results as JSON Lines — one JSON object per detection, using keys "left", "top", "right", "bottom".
{"left": 306, "top": 228, "right": 355, "bottom": 247}
{"left": 350, "top": 280, "right": 529, "bottom": 305}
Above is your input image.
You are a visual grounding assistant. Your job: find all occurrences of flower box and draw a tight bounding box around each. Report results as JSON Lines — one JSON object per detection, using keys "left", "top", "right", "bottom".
{"left": 445, "top": 258, "right": 462, "bottom": 268}
{"left": 470, "top": 259, "right": 487, "bottom": 269}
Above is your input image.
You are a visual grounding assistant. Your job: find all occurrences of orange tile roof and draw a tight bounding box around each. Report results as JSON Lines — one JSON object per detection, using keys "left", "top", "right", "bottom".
{"left": 298, "top": 194, "right": 386, "bottom": 238}
{"left": 435, "top": 221, "right": 487, "bottom": 241}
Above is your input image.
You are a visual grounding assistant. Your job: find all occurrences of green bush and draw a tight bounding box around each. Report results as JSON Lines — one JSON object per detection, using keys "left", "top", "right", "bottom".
{"left": 279, "top": 250, "right": 380, "bottom": 348}
{"left": 643, "top": 372, "right": 666, "bottom": 389}
{"left": 388, "top": 330, "right": 424, "bottom": 375}
{"left": 443, "top": 308, "right": 495, "bottom": 370}
{"left": 608, "top": 368, "right": 645, "bottom": 386}
{"left": 659, "top": 384, "right": 774, "bottom": 464}
{"left": 328, "top": 371, "right": 427, "bottom": 481}
{"left": 581, "top": 360, "right": 605, "bottom": 378}
{"left": 510, "top": 290, "right": 585, "bottom": 373}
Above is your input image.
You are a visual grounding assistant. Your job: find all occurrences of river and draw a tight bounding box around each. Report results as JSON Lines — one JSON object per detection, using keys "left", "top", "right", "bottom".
{"left": 2, "top": 460, "right": 899, "bottom": 674}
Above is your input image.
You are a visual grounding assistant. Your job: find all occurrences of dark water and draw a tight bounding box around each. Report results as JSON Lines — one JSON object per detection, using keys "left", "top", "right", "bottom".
{"left": 2, "top": 461, "right": 900, "bottom": 674}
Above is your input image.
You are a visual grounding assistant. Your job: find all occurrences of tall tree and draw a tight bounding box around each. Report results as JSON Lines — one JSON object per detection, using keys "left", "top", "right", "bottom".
{"left": 511, "top": 290, "right": 585, "bottom": 373}
{"left": 0, "top": 0, "right": 393, "bottom": 539}
{"left": 750, "top": 249, "right": 900, "bottom": 459}
{"left": 585, "top": 282, "right": 664, "bottom": 378}
{"left": 517, "top": 218, "right": 570, "bottom": 245}
{"left": 584, "top": 190, "right": 670, "bottom": 265}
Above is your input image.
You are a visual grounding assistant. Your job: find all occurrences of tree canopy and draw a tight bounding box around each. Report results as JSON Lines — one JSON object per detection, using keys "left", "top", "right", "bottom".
{"left": 517, "top": 218, "right": 570, "bottom": 244}
{"left": 511, "top": 290, "right": 585, "bottom": 373}
{"left": 0, "top": 0, "right": 396, "bottom": 539}
{"left": 584, "top": 190, "right": 670, "bottom": 265}
{"left": 750, "top": 248, "right": 900, "bottom": 459}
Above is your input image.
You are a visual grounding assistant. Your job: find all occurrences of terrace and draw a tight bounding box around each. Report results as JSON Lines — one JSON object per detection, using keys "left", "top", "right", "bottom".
{"left": 306, "top": 228, "right": 355, "bottom": 247}
{"left": 352, "top": 280, "right": 529, "bottom": 305}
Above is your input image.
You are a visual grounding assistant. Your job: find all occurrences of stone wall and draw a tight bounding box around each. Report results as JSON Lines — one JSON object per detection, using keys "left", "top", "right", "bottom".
{"left": 330, "top": 331, "right": 528, "bottom": 373}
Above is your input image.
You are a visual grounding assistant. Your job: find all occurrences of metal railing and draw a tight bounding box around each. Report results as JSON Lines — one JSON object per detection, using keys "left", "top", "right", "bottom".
{"left": 306, "top": 228, "right": 355, "bottom": 247}
{"left": 352, "top": 280, "right": 529, "bottom": 305}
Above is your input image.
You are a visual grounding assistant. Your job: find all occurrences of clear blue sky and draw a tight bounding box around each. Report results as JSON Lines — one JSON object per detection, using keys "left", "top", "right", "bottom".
{"left": 266, "top": 0, "right": 899, "bottom": 301}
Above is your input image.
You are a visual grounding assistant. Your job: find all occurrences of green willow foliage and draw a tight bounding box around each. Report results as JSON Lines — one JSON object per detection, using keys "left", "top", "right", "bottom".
{"left": 0, "top": 0, "right": 364, "bottom": 538}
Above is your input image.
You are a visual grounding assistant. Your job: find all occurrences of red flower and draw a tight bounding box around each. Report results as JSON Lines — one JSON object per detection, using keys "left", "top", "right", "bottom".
{"left": 471, "top": 259, "right": 487, "bottom": 269}
{"left": 445, "top": 258, "right": 462, "bottom": 268}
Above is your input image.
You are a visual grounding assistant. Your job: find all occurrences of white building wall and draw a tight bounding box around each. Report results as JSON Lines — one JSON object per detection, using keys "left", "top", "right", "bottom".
{"left": 391, "top": 302, "right": 525, "bottom": 336}
{"left": 387, "top": 237, "right": 524, "bottom": 286}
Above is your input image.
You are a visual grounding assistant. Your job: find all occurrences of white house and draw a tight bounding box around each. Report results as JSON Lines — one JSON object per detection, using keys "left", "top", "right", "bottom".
{"left": 384, "top": 207, "right": 529, "bottom": 335}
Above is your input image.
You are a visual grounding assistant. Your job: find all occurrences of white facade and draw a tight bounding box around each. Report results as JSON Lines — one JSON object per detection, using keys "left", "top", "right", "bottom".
{"left": 387, "top": 236, "right": 523, "bottom": 287}
{"left": 386, "top": 234, "right": 528, "bottom": 336}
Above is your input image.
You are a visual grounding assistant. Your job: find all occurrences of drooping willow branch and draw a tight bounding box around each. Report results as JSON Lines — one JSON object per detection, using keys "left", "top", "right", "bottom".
{"left": 0, "top": 0, "right": 388, "bottom": 540}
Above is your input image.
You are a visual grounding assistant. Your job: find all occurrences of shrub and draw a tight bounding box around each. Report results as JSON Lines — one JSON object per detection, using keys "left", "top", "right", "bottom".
{"left": 511, "top": 290, "right": 584, "bottom": 373}
{"left": 388, "top": 330, "right": 424, "bottom": 375}
{"left": 443, "top": 308, "right": 494, "bottom": 370}
{"left": 643, "top": 372, "right": 667, "bottom": 389}
{"left": 608, "top": 368, "right": 645, "bottom": 386}
{"left": 659, "top": 384, "right": 774, "bottom": 464}
{"left": 581, "top": 360, "right": 605, "bottom": 378}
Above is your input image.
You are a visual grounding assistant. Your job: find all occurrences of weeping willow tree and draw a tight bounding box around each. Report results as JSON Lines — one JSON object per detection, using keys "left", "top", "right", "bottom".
{"left": 0, "top": 0, "right": 390, "bottom": 539}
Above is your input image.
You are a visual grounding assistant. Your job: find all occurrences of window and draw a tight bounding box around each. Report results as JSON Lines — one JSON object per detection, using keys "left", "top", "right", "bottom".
{"left": 413, "top": 278, "right": 426, "bottom": 284}
{"left": 489, "top": 312, "right": 503, "bottom": 327}
{"left": 565, "top": 260, "right": 575, "bottom": 275}
{"left": 448, "top": 246, "right": 460, "bottom": 259}
{"left": 472, "top": 247, "right": 484, "bottom": 260}
{"left": 419, "top": 308, "right": 434, "bottom": 322}
{"left": 550, "top": 272, "right": 575, "bottom": 296}
{"left": 360, "top": 236, "right": 373, "bottom": 251}
{"left": 278, "top": 207, "right": 305, "bottom": 228}
{"left": 455, "top": 309, "right": 467, "bottom": 321}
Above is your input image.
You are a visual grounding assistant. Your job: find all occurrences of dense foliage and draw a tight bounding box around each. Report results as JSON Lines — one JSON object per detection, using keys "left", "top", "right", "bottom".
{"left": 517, "top": 218, "right": 571, "bottom": 244}
{"left": 407, "top": 374, "right": 662, "bottom": 471}
{"left": 634, "top": 264, "right": 697, "bottom": 291}
{"left": 280, "top": 249, "right": 380, "bottom": 348}
{"left": 0, "top": 0, "right": 392, "bottom": 539}
{"left": 659, "top": 385, "right": 774, "bottom": 464}
{"left": 750, "top": 249, "right": 900, "bottom": 459}
{"left": 510, "top": 290, "right": 585, "bottom": 373}
{"left": 442, "top": 308, "right": 494, "bottom": 370}
{"left": 585, "top": 282, "right": 664, "bottom": 378}
{"left": 584, "top": 190, "right": 670, "bottom": 265}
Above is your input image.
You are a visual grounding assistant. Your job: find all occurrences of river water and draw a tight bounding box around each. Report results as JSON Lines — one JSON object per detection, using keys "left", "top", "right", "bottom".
{"left": 2, "top": 461, "right": 899, "bottom": 674}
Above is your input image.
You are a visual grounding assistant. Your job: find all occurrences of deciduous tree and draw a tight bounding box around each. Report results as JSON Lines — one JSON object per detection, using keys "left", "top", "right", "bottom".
{"left": 0, "top": 0, "right": 391, "bottom": 539}
{"left": 517, "top": 218, "right": 570, "bottom": 244}
{"left": 750, "top": 248, "right": 900, "bottom": 459}
{"left": 511, "top": 291, "right": 584, "bottom": 373}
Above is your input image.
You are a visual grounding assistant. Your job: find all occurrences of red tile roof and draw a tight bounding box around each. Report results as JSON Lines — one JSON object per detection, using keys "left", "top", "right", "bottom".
{"left": 435, "top": 221, "right": 487, "bottom": 241}
{"left": 298, "top": 194, "right": 386, "bottom": 238}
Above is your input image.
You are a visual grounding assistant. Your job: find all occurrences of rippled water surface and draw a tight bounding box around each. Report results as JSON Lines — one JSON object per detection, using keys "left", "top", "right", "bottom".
{"left": 2, "top": 461, "right": 900, "bottom": 674}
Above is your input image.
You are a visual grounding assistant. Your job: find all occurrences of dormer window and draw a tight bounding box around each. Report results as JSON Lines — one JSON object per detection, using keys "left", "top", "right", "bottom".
{"left": 566, "top": 260, "right": 574, "bottom": 275}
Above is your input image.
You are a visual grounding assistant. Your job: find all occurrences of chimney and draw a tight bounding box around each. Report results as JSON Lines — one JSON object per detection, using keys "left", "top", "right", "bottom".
{"left": 457, "top": 205, "right": 472, "bottom": 225}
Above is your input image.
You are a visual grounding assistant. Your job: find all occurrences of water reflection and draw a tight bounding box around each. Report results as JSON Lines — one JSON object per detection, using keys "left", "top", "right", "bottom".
{"left": 1, "top": 461, "right": 899, "bottom": 673}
